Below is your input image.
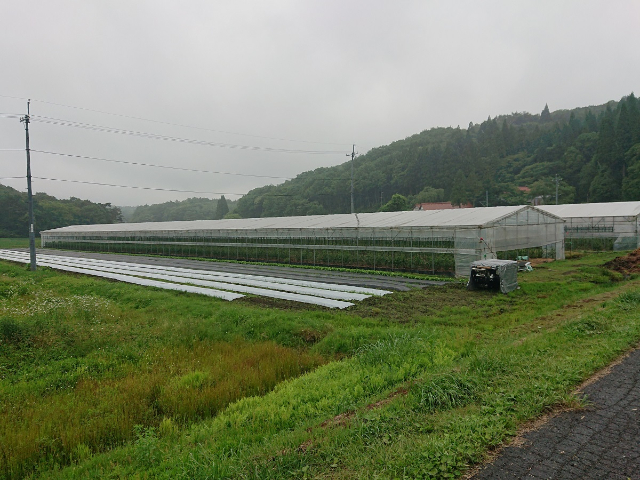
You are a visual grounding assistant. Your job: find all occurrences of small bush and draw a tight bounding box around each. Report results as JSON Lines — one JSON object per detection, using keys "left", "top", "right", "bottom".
{"left": 0, "top": 317, "right": 24, "bottom": 345}
{"left": 411, "top": 374, "right": 478, "bottom": 413}
{"left": 133, "top": 425, "right": 161, "bottom": 468}
{"left": 574, "top": 266, "right": 623, "bottom": 284}
{"left": 617, "top": 290, "right": 640, "bottom": 310}
{"left": 72, "top": 443, "right": 92, "bottom": 464}
{"left": 175, "top": 370, "right": 212, "bottom": 390}
{"left": 563, "top": 316, "right": 609, "bottom": 337}
{"left": 158, "top": 417, "right": 178, "bottom": 438}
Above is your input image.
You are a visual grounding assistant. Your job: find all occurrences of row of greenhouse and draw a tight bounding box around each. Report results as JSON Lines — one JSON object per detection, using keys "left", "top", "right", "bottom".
{"left": 40, "top": 202, "right": 640, "bottom": 277}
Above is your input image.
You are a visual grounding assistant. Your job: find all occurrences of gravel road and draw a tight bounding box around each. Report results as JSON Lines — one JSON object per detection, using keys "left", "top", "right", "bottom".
{"left": 472, "top": 347, "right": 640, "bottom": 479}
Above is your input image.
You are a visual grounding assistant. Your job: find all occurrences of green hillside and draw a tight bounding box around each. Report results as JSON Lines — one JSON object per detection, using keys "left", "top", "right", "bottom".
{"left": 236, "top": 94, "right": 640, "bottom": 217}
{"left": 0, "top": 184, "right": 122, "bottom": 237}
{"left": 129, "top": 196, "right": 237, "bottom": 223}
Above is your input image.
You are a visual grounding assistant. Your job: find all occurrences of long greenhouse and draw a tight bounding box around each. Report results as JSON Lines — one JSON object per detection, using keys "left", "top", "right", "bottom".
{"left": 41, "top": 205, "right": 565, "bottom": 277}
{"left": 538, "top": 202, "right": 640, "bottom": 252}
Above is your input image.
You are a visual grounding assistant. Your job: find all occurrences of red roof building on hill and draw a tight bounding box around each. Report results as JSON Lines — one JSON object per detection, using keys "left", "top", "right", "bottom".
{"left": 413, "top": 202, "right": 473, "bottom": 211}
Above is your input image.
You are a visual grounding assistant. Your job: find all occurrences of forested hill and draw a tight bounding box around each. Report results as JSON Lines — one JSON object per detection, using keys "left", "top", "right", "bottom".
{"left": 0, "top": 184, "right": 122, "bottom": 237}
{"left": 129, "top": 196, "right": 237, "bottom": 223}
{"left": 235, "top": 94, "right": 640, "bottom": 218}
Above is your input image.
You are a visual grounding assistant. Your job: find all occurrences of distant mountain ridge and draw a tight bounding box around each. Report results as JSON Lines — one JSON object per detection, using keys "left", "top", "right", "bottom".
{"left": 235, "top": 94, "right": 640, "bottom": 218}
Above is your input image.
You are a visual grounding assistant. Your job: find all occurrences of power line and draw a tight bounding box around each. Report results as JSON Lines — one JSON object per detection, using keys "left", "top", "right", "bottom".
{"left": 29, "top": 115, "right": 346, "bottom": 155}
{"left": 31, "top": 150, "right": 294, "bottom": 180}
{"left": 4, "top": 145, "right": 352, "bottom": 182}
{"left": 0, "top": 94, "right": 351, "bottom": 146}
{"left": 30, "top": 176, "right": 245, "bottom": 197}
{"left": 28, "top": 149, "right": 351, "bottom": 182}
{"left": 2, "top": 176, "right": 351, "bottom": 199}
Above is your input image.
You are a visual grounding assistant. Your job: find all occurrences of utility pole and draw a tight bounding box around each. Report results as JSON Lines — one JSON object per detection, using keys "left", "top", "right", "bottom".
{"left": 347, "top": 144, "right": 356, "bottom": 214}
{"left": 20, "top": 100, "right": 37, "bottom": 271}
{"left": 486, "top": 190, "right": 489, "bottom": 208}
{"left": 555, "top": 174, "right": 561, "bottom": 205}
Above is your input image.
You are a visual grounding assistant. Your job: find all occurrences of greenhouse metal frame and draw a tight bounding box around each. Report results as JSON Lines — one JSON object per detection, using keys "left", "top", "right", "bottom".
{"left": 538, "top": 202, "right": 640, "bottom": 253}
{"left": 41, "top": 206, "right": 565, "bottom": 277}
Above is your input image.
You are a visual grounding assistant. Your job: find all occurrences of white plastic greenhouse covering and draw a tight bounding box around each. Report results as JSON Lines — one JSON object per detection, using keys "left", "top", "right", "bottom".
{"left": 40, "top": 205, "right": 566, "bottom": 277}
{"left": 0, "top": 250, "right": 393, "bottom": 308}
{"left": 538, "top": 202, "right": 640, "bottom": 251}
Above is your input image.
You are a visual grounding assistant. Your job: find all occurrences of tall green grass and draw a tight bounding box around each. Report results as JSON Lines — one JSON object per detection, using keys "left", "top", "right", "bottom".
{"left": 1, "top": 251, "right": 639, "bottom": 478}
{"left": 0, "top": 238, "right": 40, "bottom": 249}
{"left": 0, "top": 260, "right": 328, "bottom": 477}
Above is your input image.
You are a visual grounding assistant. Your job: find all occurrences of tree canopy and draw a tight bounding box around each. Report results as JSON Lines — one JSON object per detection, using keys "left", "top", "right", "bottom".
{"left": 234, "top": 93, "right": 640, "bottom": 218}
{"left": 0, "top": 184, "right": 122, "bottom": 237}
{"left": 130, "top": 197, "right": 237, "bottom": 223}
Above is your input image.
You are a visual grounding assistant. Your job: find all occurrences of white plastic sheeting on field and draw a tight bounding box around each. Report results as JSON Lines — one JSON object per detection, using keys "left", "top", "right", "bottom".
{"left": 40, "top": 205, "right": 566, "bottom": 277}
{"left": 0, "top": 250, "right": 392, "bottom": 308}
{"left": 0, "top": 250, "right": 243, "bottom": 301}
{"left": 34, "top": 254, "right": 380, "bottom": 301}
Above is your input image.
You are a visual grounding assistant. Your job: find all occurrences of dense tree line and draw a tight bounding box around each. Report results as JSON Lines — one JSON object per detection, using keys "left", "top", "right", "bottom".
{"left": 0, "top": 184, "right": 122, "bottom": 237}
{"left": 236, "top": 94, "right": 640, "bottom": 217}
{"left": 130, "top": 196, "right": 236, "bottom": 223}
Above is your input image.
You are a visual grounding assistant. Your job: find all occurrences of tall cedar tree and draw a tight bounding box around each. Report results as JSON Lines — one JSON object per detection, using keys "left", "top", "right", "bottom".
{"left": 540, "top": 103, "right": 551, "bottom": 122}
{"left": 215, "top": 195, "right": 230, "bottom": 219}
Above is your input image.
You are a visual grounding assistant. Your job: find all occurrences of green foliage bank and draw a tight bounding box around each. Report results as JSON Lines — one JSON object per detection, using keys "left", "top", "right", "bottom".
{"left": 0, "top": 185, "right": 121, "bottom": 237}
{"left": 236, "top": 93, "right": 640, "bottom": 217}
{"left": 130, "top": 196, "right": 237, "bottom": 223}
{"left": 1, "top": 252, "right": 640, "bottom": 477}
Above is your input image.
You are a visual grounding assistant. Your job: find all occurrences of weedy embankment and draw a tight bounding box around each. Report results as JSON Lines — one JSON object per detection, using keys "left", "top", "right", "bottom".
{"left": 1, "top": 246, "right": 639, "bottom": 479}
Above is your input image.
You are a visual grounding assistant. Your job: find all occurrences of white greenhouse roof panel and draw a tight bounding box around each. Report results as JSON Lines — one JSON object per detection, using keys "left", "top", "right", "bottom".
{"left": 41, "top": 205, "right": 561, "bottom": 234}
{"left": 538, "top": 202, "right": 640, "bottom": 219}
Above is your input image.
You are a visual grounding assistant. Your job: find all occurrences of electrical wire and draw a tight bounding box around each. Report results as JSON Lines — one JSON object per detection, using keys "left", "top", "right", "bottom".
{"left": 31, "top": 150, "right": 293, "bottom": 180}
{"left": 2, "top": 175, "right": 344, "bottom": 198}
{"left": 30, "top": 177, "right": 245, "bottom": 197}
{"left": 30, "top": 149, "right": 352, "bottom": 182}
{"left": 29, "top": 115, "right": 346, "bottom": 155}
{"left": 0, "top": 94, "right": 352, "bottom": 146}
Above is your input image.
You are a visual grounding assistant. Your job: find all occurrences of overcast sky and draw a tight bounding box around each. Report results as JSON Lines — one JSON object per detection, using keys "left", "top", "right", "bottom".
{"left": 1, "top": 1, "right": 639, "bottom": 206}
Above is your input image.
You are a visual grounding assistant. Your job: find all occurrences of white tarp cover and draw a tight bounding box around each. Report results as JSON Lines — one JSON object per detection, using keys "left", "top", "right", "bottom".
{"left": 467, "top": 259, "right": 518, "bottom": 294}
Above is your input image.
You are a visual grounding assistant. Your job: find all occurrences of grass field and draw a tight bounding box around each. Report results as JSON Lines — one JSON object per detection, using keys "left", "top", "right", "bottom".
{"left": 0, "top": 238, "right": 40, "bottom": 249}
{"left": 1, "top": 241, "right": 639, "bottom": 479}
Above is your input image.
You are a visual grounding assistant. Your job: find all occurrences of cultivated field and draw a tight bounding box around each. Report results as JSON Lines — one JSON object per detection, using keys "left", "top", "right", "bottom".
{"left": 1, "top": 238, "right": 639, "bottom": 479}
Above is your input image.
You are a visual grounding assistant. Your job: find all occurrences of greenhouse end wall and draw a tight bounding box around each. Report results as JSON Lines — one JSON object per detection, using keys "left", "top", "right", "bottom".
{"left": 539, "top": 203, "right": 640, "bottom": 253}
{"left": 563, "top": 216, "right": 640, "bottom": 252}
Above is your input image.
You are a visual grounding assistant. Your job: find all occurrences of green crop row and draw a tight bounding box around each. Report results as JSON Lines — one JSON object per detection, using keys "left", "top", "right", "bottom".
{"left": 45, "top": 241, "right": 456, "bottom": 274}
